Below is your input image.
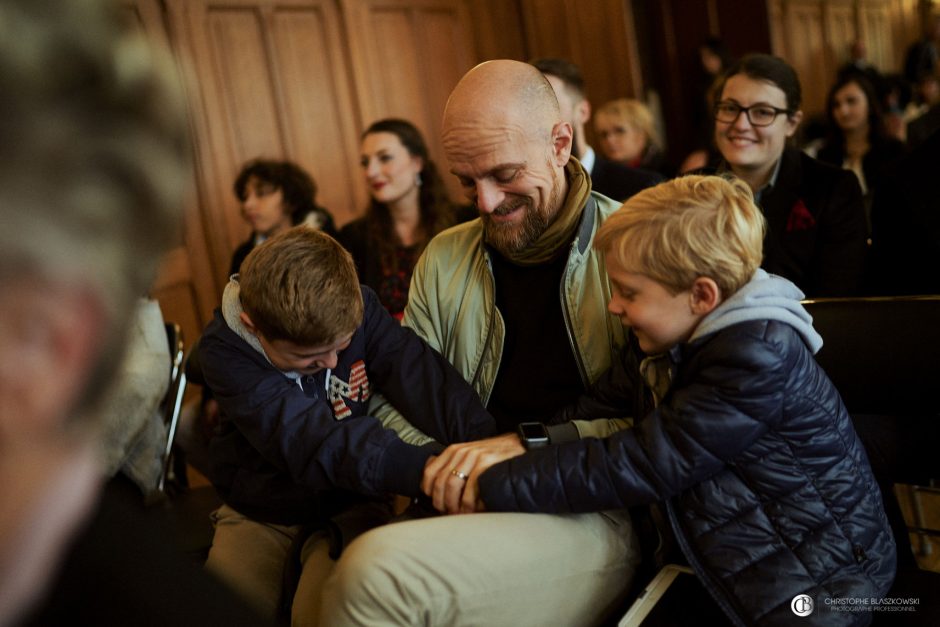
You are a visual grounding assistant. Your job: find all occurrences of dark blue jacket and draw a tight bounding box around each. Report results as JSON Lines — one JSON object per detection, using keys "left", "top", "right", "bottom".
{"left": 201, "top": 285, "right": 496, "bottom": 525}
{"left": 480, "top": 319, "right": 895, "bottom": 626}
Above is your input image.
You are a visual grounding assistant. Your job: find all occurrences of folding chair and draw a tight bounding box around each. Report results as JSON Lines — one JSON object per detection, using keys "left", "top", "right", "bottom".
{"left": 151, "top": 322, "right": 221, "bottom": 562}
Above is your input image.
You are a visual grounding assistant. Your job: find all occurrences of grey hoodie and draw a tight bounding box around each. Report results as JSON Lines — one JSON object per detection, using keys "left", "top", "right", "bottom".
{"left": 641, "top": 269, "right": 823, "bottom": 405}
{"left": 691, "top": 268, "right": 823, "bottom": 353}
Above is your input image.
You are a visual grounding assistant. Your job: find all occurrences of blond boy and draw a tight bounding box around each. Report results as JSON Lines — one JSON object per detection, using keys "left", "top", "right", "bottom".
{"left": 436, "top": 175, "right": 895, "bottom": 625}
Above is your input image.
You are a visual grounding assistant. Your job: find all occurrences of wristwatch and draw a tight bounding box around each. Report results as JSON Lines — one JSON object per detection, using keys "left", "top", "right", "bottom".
{"left": 517, "top": 422, "right": 550, "bottom": 450}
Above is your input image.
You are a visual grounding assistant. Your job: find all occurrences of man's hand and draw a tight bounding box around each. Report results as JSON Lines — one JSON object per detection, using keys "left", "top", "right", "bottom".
{"left": 420, "top": 433, "right": 526, "bottom": 514}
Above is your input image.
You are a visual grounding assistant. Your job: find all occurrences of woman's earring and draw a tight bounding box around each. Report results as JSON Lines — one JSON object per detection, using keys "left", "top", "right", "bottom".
{"left": 415, "top": 172, "right": 423, "bottom": 187}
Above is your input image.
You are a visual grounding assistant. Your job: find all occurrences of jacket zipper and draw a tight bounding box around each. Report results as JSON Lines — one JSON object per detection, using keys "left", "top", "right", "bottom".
{"left": 471, "top": 251, "right": 500, "bottom": 405}
{"left": 559, "top": 249, "right": 590, "bottom": 388}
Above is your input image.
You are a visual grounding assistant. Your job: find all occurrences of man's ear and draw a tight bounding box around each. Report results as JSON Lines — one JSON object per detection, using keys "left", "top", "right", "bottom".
{"left": 551, "top": 121, "right": 574, "bottom": 165}
{"left": 0, "top": 283, "right": 105, "bottom": 442}
{"left": 575, "top": 98, "right": 591, "bottom": 126}
{"left": 689, "top": 277, "right": 722, "bottom": 315}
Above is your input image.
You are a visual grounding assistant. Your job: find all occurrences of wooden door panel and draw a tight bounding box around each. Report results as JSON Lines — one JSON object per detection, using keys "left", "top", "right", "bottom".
{"left": 860, "top": 0, "right": 897, "bottom": 72}
{"left": 344, "top": 0, "right": 477, "bottom": 201}
{"left": 123, "top": 0, "right": 219, "bottom": 348}
{"left": 784, "top": 1, "right": 829, "bottom": 115}
{"left": 167, "top": 0, "right": 363, "bottom": 290}
{"left": 270, "top": 9, "right": 367, "bottom": 224}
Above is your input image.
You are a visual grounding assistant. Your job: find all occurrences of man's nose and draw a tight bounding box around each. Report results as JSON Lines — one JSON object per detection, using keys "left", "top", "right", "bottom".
{"left": 475, "top": 180, "right": 505, "bottom": 214}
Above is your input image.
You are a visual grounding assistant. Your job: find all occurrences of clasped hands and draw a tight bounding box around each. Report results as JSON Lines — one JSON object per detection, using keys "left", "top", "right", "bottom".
{"left": 420, "top": 433, "right": 525, "bottom": 514}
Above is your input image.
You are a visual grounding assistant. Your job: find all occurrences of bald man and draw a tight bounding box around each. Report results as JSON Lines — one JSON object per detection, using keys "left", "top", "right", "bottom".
{"left": 320, "top": 60, "right": 640, "bottom": 627}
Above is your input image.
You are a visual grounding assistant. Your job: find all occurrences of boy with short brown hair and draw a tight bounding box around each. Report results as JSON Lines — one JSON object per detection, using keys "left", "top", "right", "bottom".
{"left": 199, "top": 226, "right": 495, "bottom": 623}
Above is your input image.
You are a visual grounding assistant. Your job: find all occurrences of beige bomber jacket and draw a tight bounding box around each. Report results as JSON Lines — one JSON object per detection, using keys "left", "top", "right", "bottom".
{"left": 370, "top": 191, "right": 630, "bottom": 445}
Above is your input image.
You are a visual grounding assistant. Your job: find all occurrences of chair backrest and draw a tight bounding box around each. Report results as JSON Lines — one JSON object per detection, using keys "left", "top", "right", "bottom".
{"left": 159, "top": 322, "right": 187, "bottom": 493}
{"left": 803, "top": 295, "right": 940, "bottom": 417}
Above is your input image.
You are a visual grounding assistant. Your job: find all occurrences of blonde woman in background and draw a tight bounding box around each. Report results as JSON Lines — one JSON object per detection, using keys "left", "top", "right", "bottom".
{"left": 594, "top": 98, "right": 668, "bottom": 174}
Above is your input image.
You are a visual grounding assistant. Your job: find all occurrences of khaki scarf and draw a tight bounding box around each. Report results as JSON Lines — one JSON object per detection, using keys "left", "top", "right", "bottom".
{"left": 500, "top": 157, "right": 592, "bottom": 265}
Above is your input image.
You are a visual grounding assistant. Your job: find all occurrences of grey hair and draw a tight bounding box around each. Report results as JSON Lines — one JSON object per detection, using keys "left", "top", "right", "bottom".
{"left": 0, "top": 0, "right": 190, "bottom": 414}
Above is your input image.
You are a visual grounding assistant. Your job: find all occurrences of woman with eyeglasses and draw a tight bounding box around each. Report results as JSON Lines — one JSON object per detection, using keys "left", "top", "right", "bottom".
{"left": 707, "top": 53, "right": 868, "bottom": 297}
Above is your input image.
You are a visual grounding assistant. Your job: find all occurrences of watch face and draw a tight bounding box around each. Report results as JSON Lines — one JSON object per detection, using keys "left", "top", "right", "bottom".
{"left": 519, "top": 422, "right": 548, "bottom": 441}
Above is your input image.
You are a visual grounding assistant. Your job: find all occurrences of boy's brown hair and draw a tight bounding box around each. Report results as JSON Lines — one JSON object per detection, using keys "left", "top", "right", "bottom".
{"left": 240, "top": 227, "right": 363, "bottom": 345}
{"left": 595, "top": 175, "right": 765, "bottom": 297}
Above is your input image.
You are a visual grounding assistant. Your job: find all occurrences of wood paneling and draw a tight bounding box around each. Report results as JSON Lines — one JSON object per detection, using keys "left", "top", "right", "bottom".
{"left": 768, "top": 0, "right": 925, "bottom": 117}
{"left": 785, "top": 1, "right": 830, "bottom": 114}
{"left": 465, "top": 0, "right": 528, "bottom": 62}
{"left": 342, "top": 0, "right": 477, "bottom": 200}
{"left": 123, "top": 0, "right": 219, "bottom": 350}
{"left": 518, "top": 0, "right": 642, "bottom": 106}
{"left": 166, "top": 0, "right": 364, "bottom": 293}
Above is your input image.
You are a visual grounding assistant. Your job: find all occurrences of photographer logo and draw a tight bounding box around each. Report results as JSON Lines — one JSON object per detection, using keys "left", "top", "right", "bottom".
{"left": 792, "top": 594, "right": 814, "bottom": 617}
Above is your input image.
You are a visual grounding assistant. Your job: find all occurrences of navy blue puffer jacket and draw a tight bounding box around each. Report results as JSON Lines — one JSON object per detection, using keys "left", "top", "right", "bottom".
{"left": 479, "top": 319, "right": 896, "bottom": 626}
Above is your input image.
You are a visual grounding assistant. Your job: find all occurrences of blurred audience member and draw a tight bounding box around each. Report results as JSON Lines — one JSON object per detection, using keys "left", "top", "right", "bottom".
{"left": 680, "top": 37, "right": 734, "bottom": 173}
{"left": 530, "top": 57, "right": 662, "bottom": 202}
{"left": 908, "top": 102, "right": 940, "bottom": 148}
{"left": 594, "top": 98, "right": 668, "bottom": 175}
{"left": 869, "top": 128, "right": 940, "bottom": 295}
{"left": 705, "top": 53, "right": 867, "bottom": 297}
{"left": 0, "top": 0, "right": 266, "bottom": 624}
{"left": 903, "top": 14, "right": 940, "bottom": 87}
{"left": 338, "top": 119, "right": 464, "bottom": 319}
{"left": 816, "top": 74, "right": 905, "bottom": 233}
{"left": 230, "top": 159, "right": 336, "bottom": 276}
{"left": 837, "top": 39, "right": 883, "bottom": 94}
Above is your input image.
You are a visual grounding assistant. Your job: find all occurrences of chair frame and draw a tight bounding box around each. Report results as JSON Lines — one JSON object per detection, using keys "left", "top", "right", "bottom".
{"left": 159, "top": 322, "right": 188, "bottom": 494}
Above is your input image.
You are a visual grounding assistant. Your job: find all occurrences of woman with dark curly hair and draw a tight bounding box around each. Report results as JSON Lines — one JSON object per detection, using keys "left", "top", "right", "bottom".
{"left": 339, "top": 118, "right": 466, "bottom": 319}
{"left": 230, "top": 158, "right": 337, "bottom": 275}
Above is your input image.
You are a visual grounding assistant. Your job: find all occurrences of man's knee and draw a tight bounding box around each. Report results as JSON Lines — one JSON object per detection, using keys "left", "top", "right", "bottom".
{"left": 322, "top": 527, "right": 423, "bottom": 624}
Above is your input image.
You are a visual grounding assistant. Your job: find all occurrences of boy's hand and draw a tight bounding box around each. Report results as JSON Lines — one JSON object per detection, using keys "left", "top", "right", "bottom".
{"left": 420, "top": 433, "right": 525, "bottom": 514}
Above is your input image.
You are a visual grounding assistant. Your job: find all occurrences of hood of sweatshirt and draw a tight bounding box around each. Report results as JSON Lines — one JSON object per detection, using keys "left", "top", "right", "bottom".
{"left": 690, "top": 268, "right": 823, "bottom": 354}
{"left": 221, "top": 277, "right": 302, "bottom": 383}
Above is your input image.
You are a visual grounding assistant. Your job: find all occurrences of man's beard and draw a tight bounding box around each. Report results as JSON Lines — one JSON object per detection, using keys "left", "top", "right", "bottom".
{"left": 481, "top": 179, "right": 563, "bottom": 256}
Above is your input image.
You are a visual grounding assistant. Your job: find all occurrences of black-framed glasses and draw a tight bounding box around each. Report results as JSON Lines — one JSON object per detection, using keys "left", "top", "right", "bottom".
{"left": 714, "top": 101, "right": 791, "bottom": 127}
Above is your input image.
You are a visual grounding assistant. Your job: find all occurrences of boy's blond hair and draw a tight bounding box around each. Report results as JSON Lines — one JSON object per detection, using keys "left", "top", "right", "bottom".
{"left": 240, "top": 227, "right": 363, "bottom": 346}
{"left": 595, "top": 175, "right": 765, "bottom": 297}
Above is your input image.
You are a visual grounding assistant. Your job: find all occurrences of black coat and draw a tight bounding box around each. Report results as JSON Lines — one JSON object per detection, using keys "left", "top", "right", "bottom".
{"left": 589, "top": 155, "right": 663, "bottom": 202}
{"left": 868, "top": 127, "right": 940, "bottom": 295}
{"left": 815, "top": 136, "right": 906, "bottom": 212}
{"left": 759, "top": 149, "right": 868, "bottom": 296}
{"left": 480, "top": 319, "right": 896, "bottom": 626}
{"left": 698, "top": 149, "right": 867, "bottom": 297}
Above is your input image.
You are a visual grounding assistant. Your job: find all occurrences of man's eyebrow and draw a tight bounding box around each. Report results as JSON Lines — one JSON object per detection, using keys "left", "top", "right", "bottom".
{"left": 449, "top": 162, "right": 526, "bottom": 178}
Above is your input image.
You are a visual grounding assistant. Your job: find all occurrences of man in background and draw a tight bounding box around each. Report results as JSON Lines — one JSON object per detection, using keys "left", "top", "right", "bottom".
{"left": 531, "top": 57, "right": 661, "bottom": 201}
